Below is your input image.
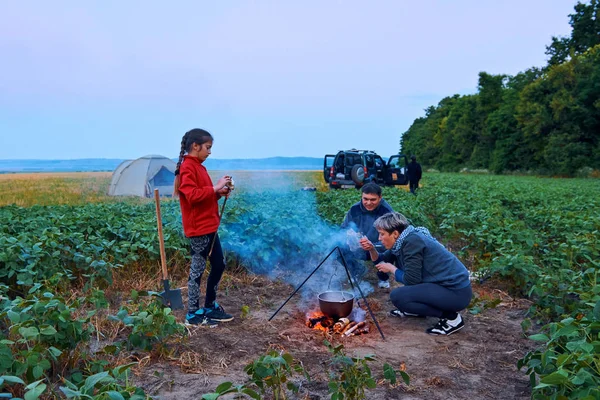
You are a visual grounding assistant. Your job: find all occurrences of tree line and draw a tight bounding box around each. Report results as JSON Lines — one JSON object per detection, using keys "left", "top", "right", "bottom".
{"left": 400, "top": 0, "right": 600, "bottom": 176}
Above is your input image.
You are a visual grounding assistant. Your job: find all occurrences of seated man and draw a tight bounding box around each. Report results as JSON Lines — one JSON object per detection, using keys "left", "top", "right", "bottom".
{"left": 340, "top": 183, "right": 394, "bottom": 288}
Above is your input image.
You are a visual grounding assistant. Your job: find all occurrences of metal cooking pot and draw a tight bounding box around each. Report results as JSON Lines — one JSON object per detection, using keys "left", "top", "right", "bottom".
{"left": 318, "top": 291, "right": 354, "bottom": 319}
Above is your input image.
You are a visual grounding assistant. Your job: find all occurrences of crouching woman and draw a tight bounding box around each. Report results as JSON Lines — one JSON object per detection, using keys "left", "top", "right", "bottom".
{"left": 363, "top": 212, "right": 472, "bottom": 335}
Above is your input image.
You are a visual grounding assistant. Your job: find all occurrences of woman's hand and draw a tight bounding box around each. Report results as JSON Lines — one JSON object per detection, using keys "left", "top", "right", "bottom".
{"left": 376, "top": 262, "right": 397, "bottom": 274}
{"left": 359, "top": 237, "right": 374, "bottom": 251}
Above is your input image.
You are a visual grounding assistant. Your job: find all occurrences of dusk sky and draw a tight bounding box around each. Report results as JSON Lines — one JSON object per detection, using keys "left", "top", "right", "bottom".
{"left": 0, "top": 1, "right": 574, "bottom": 160}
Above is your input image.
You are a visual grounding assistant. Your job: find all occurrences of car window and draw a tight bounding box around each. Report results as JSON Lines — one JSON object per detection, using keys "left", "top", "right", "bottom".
{"left": 345, "top": 154, "right": 361, "bottom": 166}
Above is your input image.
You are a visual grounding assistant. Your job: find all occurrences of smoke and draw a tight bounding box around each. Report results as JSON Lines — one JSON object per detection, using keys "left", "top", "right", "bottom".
{"left": 218, "top": 172, "right": 375, "bottom": 304}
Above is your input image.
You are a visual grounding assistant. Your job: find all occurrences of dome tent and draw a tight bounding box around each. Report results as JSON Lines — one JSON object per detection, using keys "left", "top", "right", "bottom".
{"left": 108, "top": 155, "right": 176, "bottom": 197}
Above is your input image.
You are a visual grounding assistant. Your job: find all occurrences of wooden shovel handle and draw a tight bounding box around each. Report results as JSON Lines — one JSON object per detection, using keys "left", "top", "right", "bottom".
{"left": 154, "top": 189, "right": 169, "bottom": 281}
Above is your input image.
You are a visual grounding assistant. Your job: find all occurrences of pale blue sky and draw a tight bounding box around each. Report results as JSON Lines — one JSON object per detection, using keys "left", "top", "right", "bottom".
{"left": 0, "top": 1, "right": 574, "bottom": 160}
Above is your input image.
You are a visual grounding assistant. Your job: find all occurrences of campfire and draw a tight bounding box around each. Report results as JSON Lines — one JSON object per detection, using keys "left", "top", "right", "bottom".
{"left": 306, "top": 311, "right": 370, "bottom": 336}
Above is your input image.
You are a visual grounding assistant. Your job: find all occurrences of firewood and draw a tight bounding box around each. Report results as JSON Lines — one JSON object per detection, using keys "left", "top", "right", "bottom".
{"left": 343, "top": 321, "right": 366, "bottom": 337}
{"left": 340, "top": 321, "right": 357, "bottom": 335}
{"left": 333, "top": 318, "right": 350, "bottom": 333}
{"left": 352, "top": 325, "right": 370, "bottom": 336}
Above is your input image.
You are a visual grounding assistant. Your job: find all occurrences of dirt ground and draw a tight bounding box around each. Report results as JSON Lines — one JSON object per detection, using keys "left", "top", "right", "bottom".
{"left": 133, "top": 269, "right": 535, "bottom": 400}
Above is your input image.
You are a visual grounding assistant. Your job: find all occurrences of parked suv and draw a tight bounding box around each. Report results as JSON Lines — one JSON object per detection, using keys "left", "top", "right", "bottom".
{"left": 323, "top": 149, "right": 409, "bottom": 189}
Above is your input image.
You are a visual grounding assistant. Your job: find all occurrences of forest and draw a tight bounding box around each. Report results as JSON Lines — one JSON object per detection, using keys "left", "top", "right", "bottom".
{"left": 400, "top": 0, "right": 600, "bottom": 176}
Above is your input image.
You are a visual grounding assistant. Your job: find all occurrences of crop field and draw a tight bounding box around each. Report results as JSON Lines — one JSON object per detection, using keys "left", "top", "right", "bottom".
{"left": 0, "top": 171, "right": 599, "bottom": 399}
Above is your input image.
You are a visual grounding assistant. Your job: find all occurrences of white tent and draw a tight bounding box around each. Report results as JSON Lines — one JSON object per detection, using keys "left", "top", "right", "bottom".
{"left": 108, "top": 155, "right": 176, "bottom": 197}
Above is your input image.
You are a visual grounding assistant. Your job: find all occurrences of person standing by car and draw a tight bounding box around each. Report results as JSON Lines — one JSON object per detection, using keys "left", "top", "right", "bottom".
{"left": 341, "top": 183, "right": 394, "bottom": 288}
{"left": 362, "top": 212, "right": 472, "bottom": 336}
{"left": 406, "top": 155, "right": 422, "bottom": 194}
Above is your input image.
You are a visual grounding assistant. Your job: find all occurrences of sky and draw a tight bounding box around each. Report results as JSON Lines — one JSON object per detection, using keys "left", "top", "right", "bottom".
{"left": 0, "top": 1, "right": 575, "bottom": 160}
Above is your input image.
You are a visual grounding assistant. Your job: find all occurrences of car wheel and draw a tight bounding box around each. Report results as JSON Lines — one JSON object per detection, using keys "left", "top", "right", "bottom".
{"left": 351, "top": 164, "right": 365, "bottom": 184}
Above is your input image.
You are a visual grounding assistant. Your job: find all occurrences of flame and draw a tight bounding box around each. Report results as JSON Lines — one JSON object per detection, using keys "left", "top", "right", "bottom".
{"left": 306, "top": 311, "right": 334, "bottom": 332}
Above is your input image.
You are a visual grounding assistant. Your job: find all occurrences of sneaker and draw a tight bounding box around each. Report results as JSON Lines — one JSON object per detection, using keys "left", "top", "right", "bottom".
{"left": 185, "top": 313, "right": 218, "bottom": 328}
{"left": 389, "top": 309, "right": 424, "bottom": 318}
{"left": 203, "top": 302, "right": 234, "bottom": 322}
{"left": 378, "top": 280, "right": 390, "bottom": 289}
{"left": 426, "top": 314, "right": 465, "bottom": 336}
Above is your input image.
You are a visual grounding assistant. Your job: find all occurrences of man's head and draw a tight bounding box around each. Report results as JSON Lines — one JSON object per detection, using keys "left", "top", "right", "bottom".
{"left": 361, "top": 183, "right": 382, "bottom": 211}
{"left": 411, "top": 155, "right": 416, "bottom": 161}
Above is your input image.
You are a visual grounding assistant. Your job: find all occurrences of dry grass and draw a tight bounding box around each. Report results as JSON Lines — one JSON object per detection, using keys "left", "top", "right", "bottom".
{"left": 0, "top": 170, "right": 326, "bottom": 207}
{"left": 0, "top": 172, "right": 115, "bottom": 207}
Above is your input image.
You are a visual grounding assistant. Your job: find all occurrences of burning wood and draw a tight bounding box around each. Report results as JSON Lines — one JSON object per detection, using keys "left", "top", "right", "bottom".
{"left": 307, "top": 315, "right": 328, "bottom": 328}
{"left": 305, "top": 310, "right": 371, "bottom": 337}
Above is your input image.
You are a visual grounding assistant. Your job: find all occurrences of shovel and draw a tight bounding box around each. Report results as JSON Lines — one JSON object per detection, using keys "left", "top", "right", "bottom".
{"left": 154, "top": 189, "right": 184, "bottom": 310}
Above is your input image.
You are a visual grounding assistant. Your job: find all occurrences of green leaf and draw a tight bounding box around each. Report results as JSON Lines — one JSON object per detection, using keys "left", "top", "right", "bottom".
{"left": 528, "top": 333, "right": 549, "bottom": 342}
{"left": 399, "top": 370, "right": 410, "bottom": 385}
{"left": 554, "top": 324, "right": 577, "bottom": 337}
{"left": 47, "top": 346, "right": 63, "bottom": 359}
{"left": 59, "top": 386, "right": 82, "bottom": 398}
{"left": 18, "top": 326, "right": 39, "bottom": 339}
{"left": 383, "top": 363, "right": 396, "bottom": 385}
{"left": 106, "top": 391, "right": 126, "bottom": 400}
{"left": 0, "top": 375, "right": 25, "bottom": 384}
{"left": 7, "top": 310, "right": 21, "bottom": 323}
{"left": 24, "top": 382, "right": 47, "bottom": 400}
{"left": 215, "top": 381, "right": 233, "bottom": 393}
{"left": 201, "top": 394, "right": 220, "bottom": 400}
{"left": 39, "top": 325, "right": 58, "bottom": 336}
{"left": 241, "top": 387, "right": 261, "bottom": 399}
{"left": 593, "top": 300, "right": 600, "bottom": 321}
{"left": 32, "top": 365, "right": 43, "bottom": 379}
{"left": 540, "top": 371, "right": 568, "bottom": 385}
{"left": 83, "top": 371, "right": 111, "bottom": 392}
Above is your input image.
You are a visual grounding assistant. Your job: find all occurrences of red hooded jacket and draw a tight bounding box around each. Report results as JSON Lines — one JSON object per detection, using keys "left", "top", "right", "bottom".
{"left": 178, "top": 155, "right": 220, "bottom": 237}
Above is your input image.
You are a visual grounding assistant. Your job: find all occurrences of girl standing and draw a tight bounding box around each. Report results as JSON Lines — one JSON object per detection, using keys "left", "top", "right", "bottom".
{"left": 174, "top": 128, "right": 233, "bottom": 326}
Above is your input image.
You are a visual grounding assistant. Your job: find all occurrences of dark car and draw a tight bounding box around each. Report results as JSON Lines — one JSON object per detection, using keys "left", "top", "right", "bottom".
{"left": 323, "top": 150, "right": 409, "bottom": 189}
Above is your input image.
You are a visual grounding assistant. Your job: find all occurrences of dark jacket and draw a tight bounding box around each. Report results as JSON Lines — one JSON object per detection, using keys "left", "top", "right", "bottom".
{"left": 406, "top": 160, "right": 422, "bottom": 182}
{"left": 341, "top": 199, "right": 394, "bottom": 245}
{"left": 375, "top": 231, "right": 470, "bottom": 290}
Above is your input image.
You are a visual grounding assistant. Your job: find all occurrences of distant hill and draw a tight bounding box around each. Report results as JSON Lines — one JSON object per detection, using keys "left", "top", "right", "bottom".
{"left": 0, "top": 157, "right": 323, "bottom": 173}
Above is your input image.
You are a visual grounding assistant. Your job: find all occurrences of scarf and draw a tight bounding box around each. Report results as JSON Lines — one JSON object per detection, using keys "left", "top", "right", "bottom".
{"left": 391, "top": 225, "right": 439, "bottom": 256}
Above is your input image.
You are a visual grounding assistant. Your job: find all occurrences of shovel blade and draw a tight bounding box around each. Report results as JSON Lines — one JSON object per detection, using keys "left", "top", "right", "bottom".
{"left": 159, "top": 280, "right": 184, "bottom": 310}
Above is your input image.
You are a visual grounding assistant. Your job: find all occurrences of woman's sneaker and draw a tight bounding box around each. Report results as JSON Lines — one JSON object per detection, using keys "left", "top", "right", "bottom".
{"left": 378, "top": 280, "right": 390, "bottom": 289}
{"left": 426, "top": 314, "right": 464, "bottom": 336}
{"left": 389, "top": 309, "right": 424, "bottom": 318}
{"left": 185, "top": 313, "right": 218, "bottom": 328}
{"left": 203, "top": 302, "right": 234, "bottom": 322}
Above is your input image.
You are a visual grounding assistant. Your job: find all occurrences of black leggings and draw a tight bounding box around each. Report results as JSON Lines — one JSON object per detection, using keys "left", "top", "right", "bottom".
{"left": 390, "top": 283, "right": 472, "bottom": 318}
{"left": 188, "top": 233, "right": 226, "bottom": 313}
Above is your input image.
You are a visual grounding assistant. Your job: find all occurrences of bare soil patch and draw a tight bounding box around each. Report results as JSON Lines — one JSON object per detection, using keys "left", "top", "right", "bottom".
{"left": 135, "top": 270, "right": 534, "bottom": 399}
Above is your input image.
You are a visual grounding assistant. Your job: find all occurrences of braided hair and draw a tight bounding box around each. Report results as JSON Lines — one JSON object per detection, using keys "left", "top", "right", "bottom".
{"left": 173, "top": 128, "right": 214, "bottom": 195}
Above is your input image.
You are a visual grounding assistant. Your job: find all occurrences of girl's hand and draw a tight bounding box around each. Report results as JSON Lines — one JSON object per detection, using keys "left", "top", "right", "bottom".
{"left": 376, "top": 262, "right": 397, "bottom": 274}
{"left": 215, "top": 176, "right": 232, "bottom": 191}
{"left": 359, "top": 237, "right": 374, "bottom": 251}
{"left": 216, "top": 186, "right": 231, "bottom": 197}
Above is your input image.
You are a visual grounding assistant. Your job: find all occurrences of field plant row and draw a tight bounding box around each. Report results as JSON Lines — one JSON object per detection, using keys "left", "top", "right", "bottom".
{"left": 0, "top": 202, "right": 189, "bottom": 294}
{"left": 0, "top": 280, "right": 184, "bottom": 399}
{"left": 317, "top": 173, "right": 600, "bottom": 399}
{"left": 201, "top": 341, "right": 409, "bottom": 400}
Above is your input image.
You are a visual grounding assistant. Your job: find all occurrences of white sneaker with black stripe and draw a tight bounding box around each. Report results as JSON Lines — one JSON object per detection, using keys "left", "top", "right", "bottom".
{"left": 389, "top": 309, "right": 424, "bottom": 318}
{"left": 426, "top": 314, "right": 464, "bottom": 336}
{"left": 378, "top": 280, "right": 390, "bottom": 289}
